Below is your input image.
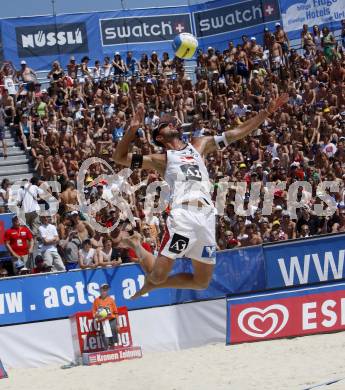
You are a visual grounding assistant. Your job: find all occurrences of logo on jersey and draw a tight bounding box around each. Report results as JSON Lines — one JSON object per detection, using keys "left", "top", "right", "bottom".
{"left": 202, "top": 245, "right": 216, "bottom": 258}
{"left": 180, "top": 156, "right": 195, "bottom": 163}
{"left": 180, "top": 164, "right": 202, "bottom": 181}
{"left": 169, "top": 233, "right": 189, "bottom": 254}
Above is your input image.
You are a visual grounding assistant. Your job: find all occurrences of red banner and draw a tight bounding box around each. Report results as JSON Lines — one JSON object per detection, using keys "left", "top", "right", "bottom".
{"left": 70, "top": 306, "right": 133, "bottom": 354}
{"left": 229, "top": 287, "right": 345, "bottom": 344}
{"left": 83, "top": 346, "right": 142, "bottom": 366}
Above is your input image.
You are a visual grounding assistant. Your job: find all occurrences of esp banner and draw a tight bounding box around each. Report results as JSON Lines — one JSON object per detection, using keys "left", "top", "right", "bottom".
{"left": 226, "top": 282, "right": 345, "bottom": 344}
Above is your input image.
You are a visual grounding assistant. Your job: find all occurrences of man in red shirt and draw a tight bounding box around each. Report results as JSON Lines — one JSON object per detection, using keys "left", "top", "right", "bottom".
{"left": 5, "top": 216, "right": 34, "bottom": 273}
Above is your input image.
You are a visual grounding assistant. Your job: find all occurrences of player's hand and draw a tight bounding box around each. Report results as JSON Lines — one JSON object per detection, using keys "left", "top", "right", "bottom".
{"left": 266, "top": 93, "right": 289, "bottom": 115}
{"left": 129, "top": 103, "right": 145, "bottom": 133}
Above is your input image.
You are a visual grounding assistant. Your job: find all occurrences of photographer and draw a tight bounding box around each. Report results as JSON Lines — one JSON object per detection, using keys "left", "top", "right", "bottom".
{"left": 92, "top": 283, "right": 119, "bottom": 350}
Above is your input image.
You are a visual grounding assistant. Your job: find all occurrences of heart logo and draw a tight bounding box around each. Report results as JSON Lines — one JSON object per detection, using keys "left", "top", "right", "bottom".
{"left": 237, "top": 304, "right": 289, "bottom": 338}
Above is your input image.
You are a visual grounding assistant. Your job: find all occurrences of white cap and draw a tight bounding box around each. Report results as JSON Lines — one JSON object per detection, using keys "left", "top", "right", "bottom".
{"left": 253, "top": 70, "right": 259, "bottom": 74}
{"left": 251, "top": 37, "right": 256, "bottom": 41}
{"left": 290, "top": 161, "right": 300, "bottom": 167}
{"left": 207, "top": 46, "right": 213, "bottom": 50}
{"left": 275, "top": 205, "right": 283, "bottom": 211}
{"left": 275, "top": 22, "right": 281, "bottom": 27}
{"left": 256, "top": 163, "right": 262, "bottom": 168}
{"left": 273, "top": 157, "right": 280, "bottom": 161}
{"left": 115, "top": 51, "right": 120, "bottom": 55}
{"left": 21, "top": 60, "right": 26, "bottom": 65}
{"left": 41, "top": 89, "right": 48, "bottom": 93}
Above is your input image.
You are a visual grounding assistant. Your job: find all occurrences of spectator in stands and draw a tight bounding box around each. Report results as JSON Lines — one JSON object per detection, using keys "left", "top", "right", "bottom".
{"left": 97, "top": 238, "right": 122, "bottom": 267}
{"left": 5, "top": 215, "right": 34, "bottom": 273}
{"left": 67, "top": 56, "right": 78, "bottom": 79}
{"left": 38, "top": 215, "right": 66, "bottom": 272}
{"left": 322, "top": 27, "right": 337, "bottom": 62}
{"left": 0, "top": 100, "right": 8, "bottom": 158}
{"left": 17, "top": 177, "right": 44, "bottom": 235}
{"left": 78, "top": 239, "right": 99, "bottom": 269}
{"left": 0, "top": 178, "right": 12, "bottom": 212}
{"left": 70, "top": 211, "right": 95, "bottom": 241}
{"left": 126, "top": 51, "right": 137, "bottom": 76}
{"left": 47, "top": 61, "right": 64, "bottom": 82}
{"left": 31, "top": 254, "right": 50, "bottom": 274}
{"left": 18, "top": 60, "right": 37, "bottom": 86}
{"left": 59, "top": 229, "right": 82, "bottom": 270}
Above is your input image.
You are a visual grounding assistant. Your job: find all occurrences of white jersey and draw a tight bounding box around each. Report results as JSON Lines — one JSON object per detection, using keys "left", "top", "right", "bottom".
{"left": 164, "top": 143, "right": 212, "bottom": 206}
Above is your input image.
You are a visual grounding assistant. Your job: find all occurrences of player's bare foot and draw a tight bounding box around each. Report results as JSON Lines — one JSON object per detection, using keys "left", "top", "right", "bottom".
{"left": 121, "top": 231, "right": 142, "bottom": 250}
{"left": 131, "top": 278, "right": 155, "bottom": 299}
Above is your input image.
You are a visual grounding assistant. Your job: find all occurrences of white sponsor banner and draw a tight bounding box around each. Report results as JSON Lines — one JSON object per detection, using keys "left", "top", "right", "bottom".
{"left": 0, "top": 299, "right": 226, "bottom": 368}
{"left": 282, "top": 0, "right": 344, "bottom": 32}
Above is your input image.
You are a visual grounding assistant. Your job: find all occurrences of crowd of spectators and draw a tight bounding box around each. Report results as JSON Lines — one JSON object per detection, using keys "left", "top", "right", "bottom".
{"left": 0, "top": 21, "right": 345, "bottom": 277}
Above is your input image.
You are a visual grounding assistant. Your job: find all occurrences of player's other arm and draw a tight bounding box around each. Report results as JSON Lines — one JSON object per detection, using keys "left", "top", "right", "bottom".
{"left": 194, "top": 93, "right": 289, "bottom": 156}
{"left": 113, "top": 104, "right": 166, "bottom": 174}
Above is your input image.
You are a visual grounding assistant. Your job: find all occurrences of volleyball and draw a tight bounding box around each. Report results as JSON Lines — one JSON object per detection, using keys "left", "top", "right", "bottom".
{"left": 172, "top": 33, "right": 199, "bottom": 59}
{"left": 97, "top": 308, "right": 108, "bottom": 319}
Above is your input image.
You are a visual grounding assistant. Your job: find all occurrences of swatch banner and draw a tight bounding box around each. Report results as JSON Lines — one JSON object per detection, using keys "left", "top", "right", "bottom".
{"left": 226, "top": 281, "right": 345, "bottom": 344}
{"left": 0, "top": 0, "right": 281, "bottom": 70}
{"left": 0, "top": 247, "right": 265, "bottom": 326}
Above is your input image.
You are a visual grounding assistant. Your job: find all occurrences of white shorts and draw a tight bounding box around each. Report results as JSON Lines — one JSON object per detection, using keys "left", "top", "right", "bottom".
{"left": 159, "top": 205, "right": 216, "bottom": 264}
{"left": 272, "top": 56, "right": 282, "bottom": 65}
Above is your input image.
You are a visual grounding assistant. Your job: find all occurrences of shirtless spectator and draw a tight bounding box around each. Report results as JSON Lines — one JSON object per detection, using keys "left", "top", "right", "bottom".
{"left": 67, "top": 56, "right": 78, "bottom": 80}
{"left": 70, "top": 211, "right": 95, "bottom": 241}
{"left": 60, "top": 182, "right": 78, "bottom": 213}
{"left": 281, "top": 211, "right": 296, "bottom": 239}
{"left": 206, "top": 47, "right": 220, "bottom": 81}
{"left": 274, "top": 22, "right": 290, "bottom": 64}
{"left": 270, "top": 35, "right": 283, "bottom": 70}
{"left": 19, "top": 60, "right": 37, "bottom": 87}
{"left": 249, "top": 37, "right": 263, "bottom": 66}
{"left": 240, "top": 224, "right": 262, "bottom": 247}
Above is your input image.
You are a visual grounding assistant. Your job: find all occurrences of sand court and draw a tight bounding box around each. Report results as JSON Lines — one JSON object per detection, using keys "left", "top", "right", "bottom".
{"left": 3, "top": 331, "right": 345, "bottom": 390}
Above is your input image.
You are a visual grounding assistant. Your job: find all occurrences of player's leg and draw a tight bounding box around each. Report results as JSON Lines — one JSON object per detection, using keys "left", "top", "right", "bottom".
{"left": 132, "top": 260, "right": 214, "bottom": 298}
{"left": 151, "top": 260, "right": 213, "bottom": 289}
{"left": 122, "top": 231, "right": 156, "bottom": 274}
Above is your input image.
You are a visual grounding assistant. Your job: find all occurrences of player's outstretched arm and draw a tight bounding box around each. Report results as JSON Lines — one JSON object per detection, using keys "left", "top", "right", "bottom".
{"left": 112, "top": 104, "right": 144, "bottom": 166}
{"left": 224, "top": 93, "right": 289, "bottom": 142}
{"left": 194, "top": 93, "right": 289, "bottom": 156}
